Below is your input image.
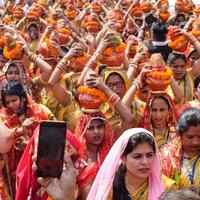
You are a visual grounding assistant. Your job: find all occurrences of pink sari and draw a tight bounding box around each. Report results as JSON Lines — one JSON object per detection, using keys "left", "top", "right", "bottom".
{"left": 87, "top": 128, "right": 164, "bottom": 200}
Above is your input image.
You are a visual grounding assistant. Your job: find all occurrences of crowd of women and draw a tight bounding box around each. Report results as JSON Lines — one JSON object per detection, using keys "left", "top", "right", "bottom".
{"left": 0, "top": 0, "right": 199, "bottom": 199}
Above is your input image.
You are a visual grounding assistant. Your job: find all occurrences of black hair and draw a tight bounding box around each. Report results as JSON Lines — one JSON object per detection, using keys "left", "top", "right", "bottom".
{"left": 1, "top": 81, "right": 27, "bottom": 109}
{"left": 151, "top": 96, "right": 170, "bottom": 109}
{"left": 0, "top": 48, "right": 3, "bottom": 55}
{"left": 177, "top": 108, "right": 200, "bottom": 135}
{"left": 159, "top": 189, "right": 200, "bottom": 200}
{"left": 112, "top": 132, "right": 156, "bottom": 200}
{"left": 151, "top": 22, "right": 168, "bottom": 41}
{"left": 167, "top": 52, "right": 187, "bottom": 66}
{"left": 194, "top": 75, "right": 200, "bottom": 90}
{"left": 27, "top": 23, "right": 39, "bottom": 31}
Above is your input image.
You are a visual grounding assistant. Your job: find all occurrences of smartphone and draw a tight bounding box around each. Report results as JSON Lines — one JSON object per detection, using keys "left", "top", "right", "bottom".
{"left": 36, "top": 121, "right": 67, "bottom": 178}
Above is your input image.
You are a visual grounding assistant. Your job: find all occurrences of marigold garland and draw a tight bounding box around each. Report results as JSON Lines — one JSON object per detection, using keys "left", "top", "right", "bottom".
{"left": 78, "top": 86, "right": 108, "bottom": 102}
{"left": 3, "top": 43, "right": 23, "bottom": 60}
{"left": 102, "top": 42, "right": 126, "bottom": 56}
{"left": 82, "top": 21, "right": 100, "bottom": 28}
{"left": 70, "top": 54, "right": 89, "bottom": 72}
{"left": 3, "top": 16, "right": 12, "bottom": 24}
{"left": 45, "top": 39, "right": 60, "bottom": 58}
{"left": 146, "top": 67, "right": 172, "bottom": 91}
{"left": 58, "top": 28, "right": 72, "bottom": 35}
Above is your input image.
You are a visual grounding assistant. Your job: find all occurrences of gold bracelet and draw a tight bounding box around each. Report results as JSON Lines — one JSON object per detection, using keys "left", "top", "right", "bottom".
{"left": 56, "top": 63, "right": 66, "bottom": 71}
{"left": 60, "top": 60, "right": 67, "bottom": 67}
{"left": 93, "top": 52, "right": 99, "bottom": 60}
{"left": 29, "top": 53, "right": 38, "bottom": 63}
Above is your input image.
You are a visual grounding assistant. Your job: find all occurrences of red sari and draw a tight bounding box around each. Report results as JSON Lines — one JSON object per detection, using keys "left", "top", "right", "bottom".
{"left": 142, "top": 91, "right": 179, "bottom": 149}
{"left": 16, "top": 126, "right": 87, "bottom": 200}
{"left": 74, "top": 111, "right": 114, "bottom": 189}
{"left": 0, "top": 97, "right": 50, "bottom": 198}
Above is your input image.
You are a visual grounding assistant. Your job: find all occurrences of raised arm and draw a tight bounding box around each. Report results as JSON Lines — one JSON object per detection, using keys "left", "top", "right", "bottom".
{"left": 85, "top": 72, "right": 134, "bottom": 139}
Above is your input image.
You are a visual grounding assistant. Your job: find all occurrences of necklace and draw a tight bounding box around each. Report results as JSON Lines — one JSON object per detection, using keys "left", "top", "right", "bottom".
{"left": 154, "top": 128, "right": 169, "bottom": 148}
{"left": 125, "top": 181, "right": 148, "bottom": 200}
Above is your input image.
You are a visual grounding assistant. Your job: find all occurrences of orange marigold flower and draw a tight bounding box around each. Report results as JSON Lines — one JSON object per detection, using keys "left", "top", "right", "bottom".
{"left": 103, "top": 48, "right": 113, "bottom": 56}
{"left": 3, "top": 43, "right": 23, "bottom": 60}
{"left": 78, "top": 86, "right": 108, "bottom": 102}
{"left": 115, "top": 43, "right": 126, "bottom": 53}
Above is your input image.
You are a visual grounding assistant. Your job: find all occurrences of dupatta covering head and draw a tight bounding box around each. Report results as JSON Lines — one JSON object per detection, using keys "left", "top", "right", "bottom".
{"left": 74, "top": 111, "right": 114, "bottom": 165}
{"left": 87, "top": 128, "right": 164, "bottom": 200}
{"left": 102, "top": 68, "right": 131, "bottom": 91}
{"left": 142, "top": 91, "right": 178, "bottom": 131}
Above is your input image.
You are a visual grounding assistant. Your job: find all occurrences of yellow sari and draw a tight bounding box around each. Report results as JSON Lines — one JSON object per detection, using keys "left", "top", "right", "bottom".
{"left": 107, "top": 175, "right": 176, "bottom": 200}
{"left": 167, "top": 69, "right": 194, "bottom": 108}
{"left": 161, "top": 140, "right": 200, "bottom": 195}
{"left": 101, "top": 69, "right": 145, "bottom": 129}
{"left": 179, "top": 154, "right": 200, "bottom": 194}
{"left": 42, "top": 72, "right": 81, "bottom": 132}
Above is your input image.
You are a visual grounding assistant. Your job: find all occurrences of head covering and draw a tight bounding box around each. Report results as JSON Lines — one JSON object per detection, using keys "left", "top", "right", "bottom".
{"left": 74, "top": 111, "right": 114, "bottom": 165}
{"left": 102, "top": 68, "right": 130, "bottom": 91}
{"left": 3, "top": 60, "right": 40, "bottom": 102}
{"left": 142, "top": 91, "right": 178, "bottom": 131}
{"left": 87, "top": 128, "right": 164, "bottom": 200}
{"left": 74, "top": 111, "right": 114, "bottom": 189}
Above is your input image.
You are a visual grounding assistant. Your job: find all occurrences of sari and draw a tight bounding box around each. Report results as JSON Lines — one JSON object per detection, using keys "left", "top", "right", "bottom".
{"left": 87, "top": 128, "right": 166, "bottom": 200}
{"left": 167, "top": 69, "right": 194, "bottom": 108}
{"left": 43, "top": 72, "right": 81, "bottom": 132}
{"left": 101, "top": 68, "right": 145, "bottom": 130}
{"left": 15, "top": 125, "right": 87, "bottom": 200}
{"left": 3, "top": 61, "right": 41, "bottom": 102}
{"left": 74, "top": 111, "right": 114, "bottom": 189}
{"left": 0, "top": 97, "right": 53, "bottom": 198}
{"left": 142, "top": 91, "right": 179, "bottom": 149}
{"left": 160, "top": 140, "right": 200, "bottom": 194}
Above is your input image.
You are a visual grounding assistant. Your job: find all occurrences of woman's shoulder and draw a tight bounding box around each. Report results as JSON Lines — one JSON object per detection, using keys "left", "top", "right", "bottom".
{"left": 161, "top": 174, "right": 177, "bottom": 190}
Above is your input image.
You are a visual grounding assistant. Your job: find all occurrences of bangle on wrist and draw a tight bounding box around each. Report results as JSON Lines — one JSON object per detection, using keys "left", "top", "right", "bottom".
{"left": 130, "top": 63, "right": 137, "bottom": 68}
{"left": 132, "top": 81, "right": 140, "bottom": 90}
{"left": 29, "top": 53, "right": 39, "bottom": 63}
{"left": 108, "top": 93, "right": 120, "bottom": 106}
{"left": 93, "top": 52, "right": 99, "bottom": 60}
{"left": 57, "top": 63, "right": 66, "bottom": 71}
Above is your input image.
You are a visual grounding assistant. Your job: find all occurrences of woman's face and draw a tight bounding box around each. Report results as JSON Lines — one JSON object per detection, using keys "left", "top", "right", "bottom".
{"left": 181, "top": 125, "right": 200, "bottom": 157}
{"left": 106, "top": 73, "right": 126, "bottom": 98}
{"left": 151, "top": 98, "right": 169, "bottom": 128}
{"left": 170, "top": 58, "right": 187, "bottom": 80}
{"left": 6, "top": 65, "right": 20, "bottom": 82}
{"left": 5, "top": 95, "right": 24, "bottom": 114}
{"left": 84, "top": 119, "right": 105, "bottom": 146}
{"left": 123, "top": 143, "right": 155, "bottom": 180}
{"left": 28, "top": 25, "right": 39, "bottom": 40}
{"left": 194, "top": 82, "right": 200, "bottom": 101}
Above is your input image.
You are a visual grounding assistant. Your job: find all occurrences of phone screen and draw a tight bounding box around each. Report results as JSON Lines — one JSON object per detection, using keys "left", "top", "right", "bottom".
{"left": 36, "top": 121, "right": 67, "bottom": 178}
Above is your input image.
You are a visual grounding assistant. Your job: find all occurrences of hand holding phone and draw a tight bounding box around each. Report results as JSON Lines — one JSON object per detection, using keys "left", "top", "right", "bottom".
{"left": 36, "top": 151, "right": 78, "bottom": 200}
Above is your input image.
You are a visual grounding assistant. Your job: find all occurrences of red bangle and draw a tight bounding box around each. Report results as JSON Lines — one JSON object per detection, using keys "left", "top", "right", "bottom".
{"left": 108, "top": 93, "right": 120, "bottom": 106}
